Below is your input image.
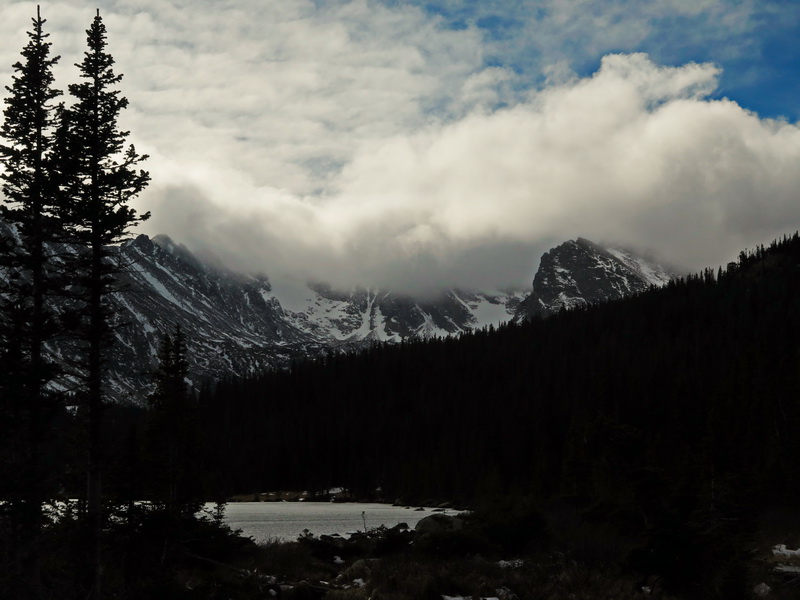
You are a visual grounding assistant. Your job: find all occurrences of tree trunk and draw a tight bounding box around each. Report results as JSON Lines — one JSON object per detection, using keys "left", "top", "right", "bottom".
{"left": 86, "top": 236, "right": 104, "bottom": 600}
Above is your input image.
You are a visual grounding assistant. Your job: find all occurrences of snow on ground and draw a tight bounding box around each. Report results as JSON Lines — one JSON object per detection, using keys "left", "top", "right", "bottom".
{"left": 773, "top": 544, "right": 800, "bottom": 558}
{"left": 136, "top": 269, "right": 184, "bottom": 309}
{"left": 265, "top": 275, "right": 526, "bottom": 342}
{"left": 265, "top": 277, "right": 373, "bottom": 341}
{"left": 607, "top": 247, "right": 674, "bottom": 286}
{"left": 497, "top": 559, "right": 524, "bottom": 569}
{"left": 353, "top": 290, "right": 376, "bottom": 339}
{"left": 453, "top": 291, "right": 524, "bottom": 330}
{"left": 468, "top": 296, "right": 514, "bottom": 329}
{"left": 372, "top": 303, "right": 399, "bottom": 342}
{"left": 115, "top": 293, "right": 156, "bottom": 335}
{"left": 415, "top": 309, "right": 451, "bottom": 338}
{"left": 557, "top": 291, "right": 585, "bottom": 310}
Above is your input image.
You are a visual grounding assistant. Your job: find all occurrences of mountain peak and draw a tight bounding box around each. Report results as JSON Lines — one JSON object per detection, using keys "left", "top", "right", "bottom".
{"left": 518, "top": 238, "right": 679, "bottom": 319}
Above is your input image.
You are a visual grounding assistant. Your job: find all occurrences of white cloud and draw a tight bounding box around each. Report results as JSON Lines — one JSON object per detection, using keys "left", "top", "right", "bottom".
{"left": 440, "top": 0, "right": 763, "bottom": 63}
{"left": 150, "top": 53, "right": 800, "bottom": 294}
{"left": 2, "top": 1, "right": 799, "bottom": 296}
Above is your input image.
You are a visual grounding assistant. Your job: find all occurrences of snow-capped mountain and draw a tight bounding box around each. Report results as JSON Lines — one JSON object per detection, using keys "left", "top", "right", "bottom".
{"left": 517, "top": 237, "right": 680, "bottom": 319}
{"left": 2, "top": 221, "right": 677, "bottom": 404}
{"left": 102, "top": 234, "right": 527, "bottom": 403}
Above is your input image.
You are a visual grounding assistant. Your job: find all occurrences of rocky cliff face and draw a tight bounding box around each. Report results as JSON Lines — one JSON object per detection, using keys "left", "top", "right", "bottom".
{"left": 517, "top": 237, "right": 679, "bottom": 319}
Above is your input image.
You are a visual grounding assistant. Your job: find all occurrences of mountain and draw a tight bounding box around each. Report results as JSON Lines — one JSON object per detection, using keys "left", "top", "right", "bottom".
{"left": 517, "top": 237, "right": 680, "bottom": 319}
{"left": 94, "top": 234, "right": 528, "bottom": 403}
{"left": 103, "top": 234, "right": 678, "bottom": 402}
{"left": 1, "top": 222, "right": 676, "bottom": 404}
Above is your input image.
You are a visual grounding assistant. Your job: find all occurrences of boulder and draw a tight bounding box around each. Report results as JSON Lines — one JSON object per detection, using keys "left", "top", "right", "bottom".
{"left": 414, "top": 513, "right": 464, "bottom": 534}
{"left": 336, "top": 558, "right": 382, "bottom": 584}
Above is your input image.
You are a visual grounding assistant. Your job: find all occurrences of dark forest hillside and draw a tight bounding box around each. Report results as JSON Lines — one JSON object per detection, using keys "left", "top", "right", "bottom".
{"left": 201, "top": 234, "right": 800, "bottom": 512}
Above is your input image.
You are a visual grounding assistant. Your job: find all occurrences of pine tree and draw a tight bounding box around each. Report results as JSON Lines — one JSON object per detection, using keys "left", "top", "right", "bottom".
{"left": 0, "top": 8, "right": 64, "bottom": 597}
{"left": 150, "top": 325, "right": 189, "bottom": 414}
{"left": 54, "top": 11, "right": 150, "bottom": 598}
{"left": 145, "top": 325, "right": 202, "bottom": 517}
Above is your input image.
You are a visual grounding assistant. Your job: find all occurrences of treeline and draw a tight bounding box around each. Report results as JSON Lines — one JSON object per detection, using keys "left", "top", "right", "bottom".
{"left": 200, "top": 234, "right": 800, "bottom": 512}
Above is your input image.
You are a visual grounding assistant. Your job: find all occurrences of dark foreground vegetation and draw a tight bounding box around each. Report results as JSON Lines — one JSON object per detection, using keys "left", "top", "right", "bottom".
{"left": 3, "top": 494, "right": 798, "bottom": 599}
{"left": 251, "top": 500, "right": 800, "bottom": 600}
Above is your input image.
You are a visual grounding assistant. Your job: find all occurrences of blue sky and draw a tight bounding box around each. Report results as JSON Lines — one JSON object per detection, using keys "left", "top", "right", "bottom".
{"left": 413, "top": 0, "right": 800, "bottom": 121}
{"left": 1, "top": 0, "right": 800, "bottom": 294}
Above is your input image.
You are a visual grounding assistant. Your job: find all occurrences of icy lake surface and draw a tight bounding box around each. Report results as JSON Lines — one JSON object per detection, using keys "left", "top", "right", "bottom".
{"left": 213, "top": 502, "right": 451, "bottom": 542}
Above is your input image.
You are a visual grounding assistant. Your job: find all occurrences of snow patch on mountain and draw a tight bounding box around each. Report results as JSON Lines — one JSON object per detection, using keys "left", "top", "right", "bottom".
{"left": 606, "top": 247, "right": 675, "bottom": 287}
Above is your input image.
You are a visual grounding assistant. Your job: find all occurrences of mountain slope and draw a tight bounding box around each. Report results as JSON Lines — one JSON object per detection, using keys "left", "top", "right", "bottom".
{"left": 104, "top": 235, "right": 527, "bottom": 403}
{"left": 518, "top": 237, "right": 679, "bottom": 318}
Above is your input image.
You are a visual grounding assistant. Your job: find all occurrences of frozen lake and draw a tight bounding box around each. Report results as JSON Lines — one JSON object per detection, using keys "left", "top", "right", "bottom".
{"left": 213, "top": 502, "right": 453, "bottom": 542}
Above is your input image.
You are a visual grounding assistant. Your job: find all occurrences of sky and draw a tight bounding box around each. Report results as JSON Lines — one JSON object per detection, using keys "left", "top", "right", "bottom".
{"left": 1, "top": 0, "right": 800, "bottom": 295}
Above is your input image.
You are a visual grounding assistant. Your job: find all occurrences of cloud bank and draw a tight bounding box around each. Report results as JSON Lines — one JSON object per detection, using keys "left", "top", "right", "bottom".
{"left": 148, "top": 52, "right": 800, "bottom": 293}
{"left": 1, "top": 1, "right": 799, "bottom": 295}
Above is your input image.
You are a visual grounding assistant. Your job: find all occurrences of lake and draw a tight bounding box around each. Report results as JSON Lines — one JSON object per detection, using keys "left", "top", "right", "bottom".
{"left": 213, "top": 502, "right": 455, "bottom": 542}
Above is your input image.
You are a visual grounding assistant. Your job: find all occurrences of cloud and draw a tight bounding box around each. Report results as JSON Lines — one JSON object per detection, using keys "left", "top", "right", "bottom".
{"left": 149, "top": 53, "right": 800, "bottom": 295}
{"left": 416, "top": 0, "right": 800, "bottom": 119}
{"left": 2, "top": 1, "right": 800, "bottom": 296}
{"left": 420, "top": 0, "right": 765, "bottom": 65}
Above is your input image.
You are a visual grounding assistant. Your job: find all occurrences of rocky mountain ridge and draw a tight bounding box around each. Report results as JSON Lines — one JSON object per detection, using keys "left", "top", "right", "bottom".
{"left": 1, "top": 223, "right": 677, "bottom": 404}
{"left": 97, "top": 234, "right": 528, "bottom": 403}
{"left": 518, "top": 237, "right": 680, "bottom": 318}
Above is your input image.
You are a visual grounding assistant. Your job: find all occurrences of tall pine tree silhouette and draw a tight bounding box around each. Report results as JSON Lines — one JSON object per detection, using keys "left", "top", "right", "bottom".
{"left": 55, "top": 10, "right": 150, "bottom": 599}
{"left": 0, "top": 7, "right": 63, "bottom": 598}
{"left": 145, "top": 324, "right": 203, "bottom": 517}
